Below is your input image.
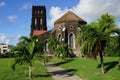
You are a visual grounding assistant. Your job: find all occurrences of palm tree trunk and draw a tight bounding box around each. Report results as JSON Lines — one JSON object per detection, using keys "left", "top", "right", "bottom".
{"left": 99, "top": 50, "right": 105, "bottom": 74}
{"left": 29, "top": 65, "right": 32, "bottom": 78}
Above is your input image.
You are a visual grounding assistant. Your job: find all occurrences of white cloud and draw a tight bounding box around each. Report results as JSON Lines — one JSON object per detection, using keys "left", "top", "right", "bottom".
{"left": 72, "top": 0, "right": 120, "bottom": 23}
{"left": 0, "top": 33, "right": 6, "bottom": 43}
{"left": 48, "top": 0, "right": 120, "bottom": 28}
{"left": 18, "top": 34, "right": 21, "bottom": 38}
{"left": 0, "top": 33, "right": 21, "bottom": 45}
{"left": 48, "top": 7, "right": 68, "bottom": 29}
{"left": 17, "top": 34, "right": 21, "bottom": 41}
{"left": 21, "top": 3, "right": 32, "bottom": 10}
{"left": 0, "top": 33, "right": 9, "bottom": 44}
{"left": 5, "top": 39, "right": 10, "bottom": 44}
{"left": 8, "top": 35, "right": 22, "bottom": 45}
{"left": 7, "top": 15, "right": 17, "bottom": 23}
{"left": 0, "top": 2, "right": 6, "bottom": 7}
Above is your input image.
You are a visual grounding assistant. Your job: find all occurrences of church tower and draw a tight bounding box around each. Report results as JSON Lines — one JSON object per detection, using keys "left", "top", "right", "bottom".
{"left": 30, "top": 6, "right": 47, "bottom": 35}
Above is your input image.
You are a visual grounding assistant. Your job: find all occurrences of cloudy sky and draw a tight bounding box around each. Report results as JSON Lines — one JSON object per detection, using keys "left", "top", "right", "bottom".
{"left": 0, "top": 0, "right": 120, "bottom": 45}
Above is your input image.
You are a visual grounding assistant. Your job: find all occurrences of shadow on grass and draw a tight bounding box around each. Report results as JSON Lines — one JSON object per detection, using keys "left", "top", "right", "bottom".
{"left": 54, "top": 58, "right": 75, "bottom": 66}
{"left": 32, "top": 74, "right": 51, "bottom": 78}
{"left": 49, "top": 69, "right": 77, "bottom": 77}
{"left": 97, "top": 61, "right": 118, "bottom": 73}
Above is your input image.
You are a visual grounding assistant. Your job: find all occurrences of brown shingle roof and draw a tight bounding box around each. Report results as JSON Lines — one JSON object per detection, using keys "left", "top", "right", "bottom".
{"left": 54, "top": 11, "right": 86, "bottom": 24}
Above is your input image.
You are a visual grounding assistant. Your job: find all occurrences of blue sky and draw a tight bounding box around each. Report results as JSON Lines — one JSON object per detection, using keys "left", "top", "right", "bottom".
{"left": 0, "top": 0, "right": 79, "bottom": 45}
{"left": 0, "top": 0, "right": 120, "bottom": 45}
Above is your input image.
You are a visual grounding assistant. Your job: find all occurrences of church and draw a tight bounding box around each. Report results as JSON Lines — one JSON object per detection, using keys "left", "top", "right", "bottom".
{"left": 30, "top": 6, "right": 87, "bottom": 55}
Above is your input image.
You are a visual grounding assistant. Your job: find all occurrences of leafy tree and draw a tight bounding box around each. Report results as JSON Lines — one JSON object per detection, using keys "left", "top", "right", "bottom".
{"left": 105, "top": 36, "right": 120, "bottom": 57}
{"left": 77, "top": 13, "right": 119, "bottom": 74}
{"left": 11, "top": 36, "right": 43, "bottom": 78}
{"left": 48, "top": 37, "right": 75, "bottom": 59}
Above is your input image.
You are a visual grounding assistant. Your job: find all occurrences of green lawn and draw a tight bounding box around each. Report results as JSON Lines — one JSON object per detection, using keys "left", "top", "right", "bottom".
{"left": 52, "top": 57, "right": 120, "bottom": 80}
{"left": 0, "top": 58, "right": 52, "bottom": 80}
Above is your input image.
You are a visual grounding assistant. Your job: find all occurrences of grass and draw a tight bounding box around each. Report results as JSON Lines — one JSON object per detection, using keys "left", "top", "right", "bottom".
{"left": 0, "top": 58, "right": 52, "bottom": 80}
{"left": 52, "top": 57, "right": 120, "bottom": 80}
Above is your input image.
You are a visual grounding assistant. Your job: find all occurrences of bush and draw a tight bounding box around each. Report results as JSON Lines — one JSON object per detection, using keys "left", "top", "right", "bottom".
{"left": 0, "top": 53, "right": 5, "bottom": 58}
{"left": 0, "top": 52, "right": 14, "bottom": 58}
{"left": 105, "top": 48, "right": 120, "bottom": 57}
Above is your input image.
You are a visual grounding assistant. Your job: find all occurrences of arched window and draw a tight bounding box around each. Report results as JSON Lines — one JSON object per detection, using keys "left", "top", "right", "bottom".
{"left": 68, "top": 33, "right": 75, "bottom": 49}
{"left": 44, "top": 40, "right": 48, "bottom": 51}
{"left": 41, "top": 10, "right": 43, "bottom": 14}
{"left": 58, "top": 34, "right": 62, "bottom": 43}
{"left": 35, "top": 10, "right": 37, "bottom": 14}
{"left": 38, "top": 10, "right": 40, "bottom": 14}
{"left": 40, "top": 18, "right": 42, "bottom": 25}
{"left": 35, "top": 18, "right": 37, "bottom": 25}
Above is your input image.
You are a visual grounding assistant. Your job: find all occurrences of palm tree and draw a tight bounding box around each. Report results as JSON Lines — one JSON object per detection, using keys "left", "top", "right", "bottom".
{"left": 77, "top": 13, "right": 119, "bottom": 74}
{"left": 11, "top": 36, "right": 43, "bottom": 78}
{"left": 48, "top": 37, "right": 59, "bottom": 54}
{"left": 55, "top": 44, "right": 72, "bottom": 59}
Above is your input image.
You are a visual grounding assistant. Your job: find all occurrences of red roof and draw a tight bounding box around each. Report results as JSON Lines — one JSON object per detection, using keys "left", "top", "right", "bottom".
{"left": 32, "top": 30, "right": 47, "bottom": 36}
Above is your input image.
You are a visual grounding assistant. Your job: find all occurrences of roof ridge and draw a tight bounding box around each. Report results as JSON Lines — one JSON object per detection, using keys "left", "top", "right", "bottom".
{"left": 54, "top": 11, "right": 86, "bottom": 24}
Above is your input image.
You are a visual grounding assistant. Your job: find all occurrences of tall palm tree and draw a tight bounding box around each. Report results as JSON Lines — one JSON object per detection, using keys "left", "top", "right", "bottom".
{"left": 77, "top": 13, "right": 119, "bottom": 74}
{"left": 11, "top": 36, "right": 43, "bottom": 78}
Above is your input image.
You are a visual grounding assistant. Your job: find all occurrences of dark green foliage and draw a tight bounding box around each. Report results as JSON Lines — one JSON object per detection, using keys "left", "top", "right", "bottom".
{"left": 55, "top": 44, "right": 75, "bottom": 59}
{"left": 0, "top": 52, "right": 13, "bottom": 58}
{"left": 105, "top": 36, "right": 120, "bottom": 57}
{"left": 48, "top": 37, "right": 59, "bottom": 51}
{"left": 11, "top": 36, "right": 44, "bottom": 78}
{"left": 77, "top": 13, "right": 120, "bottom": 74}
{"left": 0, "top": 53, "right": 5, "bottom": 58}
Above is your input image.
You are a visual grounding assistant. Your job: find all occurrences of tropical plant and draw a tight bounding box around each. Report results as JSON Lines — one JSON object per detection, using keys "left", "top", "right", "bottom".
{"left": 77, "top": 13, "right": 120, "bottom": 74}
{"left": 48, "top": 37, "right": 59, "bottom": 54}
{"left": 55, "top": 44, "right": 73, "bottom": 59}
{"left": 11, "top": 36, "right": 44, "bottom": 78}
{"left": 105, "top": 36, "right": 120, "bottom": 57}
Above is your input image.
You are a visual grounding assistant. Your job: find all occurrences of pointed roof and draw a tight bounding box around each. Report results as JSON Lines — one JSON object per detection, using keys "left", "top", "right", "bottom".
{"left": 54, "top": 11, "right": 86, "bottom": 24}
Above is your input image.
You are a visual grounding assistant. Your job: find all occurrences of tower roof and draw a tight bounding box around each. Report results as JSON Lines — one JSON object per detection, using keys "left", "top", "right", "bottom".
{"left": 54, "top": 11, "right": 86, "bottom": 24}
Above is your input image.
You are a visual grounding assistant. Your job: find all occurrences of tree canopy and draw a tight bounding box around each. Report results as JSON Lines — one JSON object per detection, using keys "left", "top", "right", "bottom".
{"left": 77, "top": 13, "right": 120, "bottom": 74}
{"left": 11, "top": 36, "right": 44, "bottom": 78}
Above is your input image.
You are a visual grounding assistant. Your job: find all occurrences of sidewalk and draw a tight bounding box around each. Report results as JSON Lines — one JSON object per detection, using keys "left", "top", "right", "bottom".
{"left": 46, "top": 62, "right": 83, "bottom": 80}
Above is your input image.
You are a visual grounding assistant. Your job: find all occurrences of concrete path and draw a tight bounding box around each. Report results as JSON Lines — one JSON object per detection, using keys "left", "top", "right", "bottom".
{"left": 46, "top": 62, "right": 83, "bottom": 80}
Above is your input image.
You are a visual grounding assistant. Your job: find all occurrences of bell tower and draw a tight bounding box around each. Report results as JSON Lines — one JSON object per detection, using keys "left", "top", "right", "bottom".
{"left": 30, "top": 6, "right": 47, "bottom": 35}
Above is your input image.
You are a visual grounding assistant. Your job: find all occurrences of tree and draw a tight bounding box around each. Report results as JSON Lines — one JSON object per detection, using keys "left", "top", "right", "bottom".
{"left": 55, "top": 44, "right": 73, "bottom": 59}
{"left": 77, "top": 13, "right": 119, "bottom": 74}
{"left": 48, "top": 37, "right": 59, "bottom": 54}
{"left": 105, "top": 36, "right": 120, "bottom": 57}
{"left": 11, "top": 36, "right": 43, "bottom": 78}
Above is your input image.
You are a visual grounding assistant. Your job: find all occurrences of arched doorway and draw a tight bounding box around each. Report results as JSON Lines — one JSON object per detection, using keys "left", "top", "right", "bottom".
{"left": 68, "top": 33, "right": 75, "bottom": 49}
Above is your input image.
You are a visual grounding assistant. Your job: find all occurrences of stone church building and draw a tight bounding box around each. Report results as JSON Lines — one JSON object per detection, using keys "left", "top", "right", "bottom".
{"left": 30, "top": 6, "right": 86, "bottom": 55}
